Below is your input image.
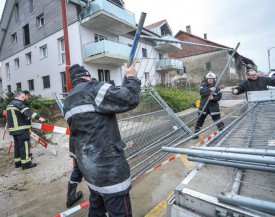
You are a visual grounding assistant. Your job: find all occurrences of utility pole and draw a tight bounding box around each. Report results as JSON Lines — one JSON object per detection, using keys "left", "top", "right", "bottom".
{"left": 268, "top": 47, "right": 275, "bottom": 73}
{"left": 61, "top": 0, "right": 72, "bottom": 92}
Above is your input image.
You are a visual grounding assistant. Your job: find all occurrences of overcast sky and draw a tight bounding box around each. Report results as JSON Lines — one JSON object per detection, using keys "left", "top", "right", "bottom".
{"left": 0, "top": 0, "right": 274, "bottom": 72}
{"left": 125, "top": 0, "right": 275, "bottom": 73}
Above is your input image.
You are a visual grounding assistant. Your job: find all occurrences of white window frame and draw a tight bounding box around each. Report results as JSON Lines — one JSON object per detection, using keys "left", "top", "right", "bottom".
{"left": 5, "top": 63, "right": 10, "bottom": 81}
{"left": 26, "top": 52, "right": 32, "bottom": 65}
{"left": 16, "top": 82, "right": 21, "bottom": 90}
{"left": 40, "top": 45, "right": 48, "bottom": 59}
{"left": 36, "top": 13, "right": 45, "bottom": 28}
{"left": 58, "top": 38, "right": 65, "bottom": 64}
{"left": 94, "top": 34, "right": 106, "bottom": 42}
{"left": 28, "top": 79, "right": 35, "bottom": 91}
{"left": 14, "top": 58, "right": 20, "bottom": 69}
{"left": 11, "top": 33, "right": 17, "bottom": 44}
{"left": 142, "top": 48, "right": 148, "bottom": 58}
{"left": 42, "top": 75, "right": 51, "bottom": 89}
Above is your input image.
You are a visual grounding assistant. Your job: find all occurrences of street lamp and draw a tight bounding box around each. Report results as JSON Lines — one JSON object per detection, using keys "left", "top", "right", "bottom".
{"left": 268, "top": 47, "right": 275, "bottom": 73}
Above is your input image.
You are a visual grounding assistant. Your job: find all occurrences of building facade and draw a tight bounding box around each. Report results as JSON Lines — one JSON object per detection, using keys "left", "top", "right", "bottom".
{"left": 0, "top": 0, "right": 168, "bottom": 98}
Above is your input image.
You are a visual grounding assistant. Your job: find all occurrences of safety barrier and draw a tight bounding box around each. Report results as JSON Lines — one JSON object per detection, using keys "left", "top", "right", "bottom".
{"left": 31, "top": 123, "right": 70, "bottom": 135}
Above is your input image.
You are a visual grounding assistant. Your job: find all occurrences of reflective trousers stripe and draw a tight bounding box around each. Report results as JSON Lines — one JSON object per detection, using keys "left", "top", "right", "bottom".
{"left": 86, "top": 177, "right": 131, "bottom": 194}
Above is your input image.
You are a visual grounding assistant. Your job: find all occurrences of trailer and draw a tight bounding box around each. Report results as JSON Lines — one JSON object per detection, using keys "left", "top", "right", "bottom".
{"left": 164, "top": 90, "right": 275, "bottom": 217}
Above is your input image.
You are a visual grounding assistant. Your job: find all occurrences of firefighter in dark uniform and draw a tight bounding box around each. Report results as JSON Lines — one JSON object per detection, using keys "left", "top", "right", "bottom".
{"left": 63, "top": 62, "right": 140, "bottom": 217}
{"left": 6, "top": 91, "right": 45, "bottom": 170}
{"left": 194, "top": 72, "right": 224, "bottom": 137}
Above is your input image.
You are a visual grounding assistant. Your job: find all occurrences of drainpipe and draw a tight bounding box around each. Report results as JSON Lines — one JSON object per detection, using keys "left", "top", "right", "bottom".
{"left": 61, "top": 0, "right": 72, "bottom": 92}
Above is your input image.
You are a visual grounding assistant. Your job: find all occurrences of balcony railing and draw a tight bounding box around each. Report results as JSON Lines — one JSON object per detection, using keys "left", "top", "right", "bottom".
{"left": 156, "top": 59, "right": 183, "bottom": 71}
{"left": 80, "top": 0, "right": 135, "bottom": 26}
{"left": 83, "top": 39, "right": 131, "bottom": 66}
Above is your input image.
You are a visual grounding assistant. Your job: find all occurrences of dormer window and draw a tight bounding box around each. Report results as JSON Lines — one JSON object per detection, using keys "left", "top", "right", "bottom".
{"left": 36, "top": 13, "right": 45, "bottom": 28}
{"left": 11, "top": 33, "right": 17, "bottom": 44}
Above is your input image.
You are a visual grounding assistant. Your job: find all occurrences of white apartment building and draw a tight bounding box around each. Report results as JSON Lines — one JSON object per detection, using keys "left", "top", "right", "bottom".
{"left": 0, "top": 0, "right": 183, "bottom": 98}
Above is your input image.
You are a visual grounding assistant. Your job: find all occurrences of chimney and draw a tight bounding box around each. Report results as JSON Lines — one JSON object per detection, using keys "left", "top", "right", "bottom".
{"left": 186, "top": 25, "right": 191, "bottom": 34}
{"left": 204, "top": 33, "right": 207, "bottom": 40}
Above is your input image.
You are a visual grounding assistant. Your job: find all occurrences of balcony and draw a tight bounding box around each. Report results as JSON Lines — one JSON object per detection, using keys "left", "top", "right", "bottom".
{"left": 155, "top": 59, "right": 184, "bottom": 73}
{"left": 83, "top": 39, "right": 131, "bottom": 66}
{"left": 80, "top": 0, "right": 136, "bottom": 35}
{"left": 154, "top": 35, "right": 182, "bottom": 52}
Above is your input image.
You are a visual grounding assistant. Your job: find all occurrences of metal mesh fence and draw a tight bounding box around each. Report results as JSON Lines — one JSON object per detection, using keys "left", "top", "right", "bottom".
{"left": 116, "top": 87, "right": 192, "bottom": 178}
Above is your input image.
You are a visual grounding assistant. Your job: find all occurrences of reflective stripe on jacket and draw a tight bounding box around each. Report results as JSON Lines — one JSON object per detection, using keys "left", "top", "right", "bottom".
{"left": 6, "top": 99, "right": 40, "bottom": 135}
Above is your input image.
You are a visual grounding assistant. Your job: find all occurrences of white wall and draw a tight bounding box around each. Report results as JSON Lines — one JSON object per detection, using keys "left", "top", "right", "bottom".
{"left": 2, "top": 22, "right": 83, "bottom": 99}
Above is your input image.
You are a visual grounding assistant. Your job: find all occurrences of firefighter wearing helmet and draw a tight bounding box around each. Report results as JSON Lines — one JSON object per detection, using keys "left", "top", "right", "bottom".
{"left": 193, "top": 71, "right": 224, "bottom": 138}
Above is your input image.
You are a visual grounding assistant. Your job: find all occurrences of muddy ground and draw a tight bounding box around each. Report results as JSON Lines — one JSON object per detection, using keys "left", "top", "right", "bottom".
{"left": 0, "top": 98, "right": 244, "bottom": 217}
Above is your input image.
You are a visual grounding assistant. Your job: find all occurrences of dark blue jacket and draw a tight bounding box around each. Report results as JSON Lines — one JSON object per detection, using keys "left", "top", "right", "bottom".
{"left": 198, "top": 82, "right": 222, "bottom": 115}
{"left": 63, "top": 76, "right": 141, "bottom": 196}
{"left": 6, "top": 99, "right": 40, "bottom": 135}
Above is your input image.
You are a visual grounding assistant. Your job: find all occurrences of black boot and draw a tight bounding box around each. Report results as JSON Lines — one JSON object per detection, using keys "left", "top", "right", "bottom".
{"left": 22, "top": 162, "right": 37, "bottom": 170}
{"left": 66, "top": 182, "right": 83, "bottom": 208}
{"left": 15, "top": 162, "right": 21, "bottom": 168}
{"left": 217, "top": 122, "right": 225, "bottom": 131}
{"left": 193, "top": 126, "right": 200, "bottom": 139}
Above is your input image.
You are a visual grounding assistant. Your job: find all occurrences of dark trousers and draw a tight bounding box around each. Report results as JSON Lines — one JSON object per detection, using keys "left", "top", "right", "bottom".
{"left": 88, "top": 188, "right": 132, "bottom": 217}
{"left": 196, "top": 108, "right": 224, "bottom": 130}
{"left": 70, "top": 160, "right": 83, "bottom": 183}
{"left": 13, "top": 130, "right": 32, "bottom": 166}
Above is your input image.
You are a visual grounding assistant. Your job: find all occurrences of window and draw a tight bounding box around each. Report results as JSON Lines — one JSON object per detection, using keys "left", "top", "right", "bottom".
{"left": 14, "top": 58, "right": 20, "bottom": 69}
{"left": 26, "top": 52, "right": 32, "bottom": 65}
{"left": 142, "top": 48, "right": 147, "bottom": 58}
{"left": 14, "top": 3, "right": 19, "bottom": 25}
{"left": 23, "top": 24, "right": 30, "bottom": 46}
{"left": 60, "top": 72, "right": 67, "bottom": 93}
{"left": 94, "top": 34, "right": 106, "bottom": 42}
{"left": 29, "top": 0, "right": 34, "bottom": 13}
{"left": 58, "top": 38, "right": 65, "bottom": 64}
{"left": 11, "top": 33, "right": 17, "bottom": 44}
{"left": 7, "top": 85, "right": 11, "bottom": 93}
{"left": 16, "top": 82, "right": 21, "bottom": 90}
{"left": 144, "top": 72, "right": 149, "bottom": 80}
{"left": 230, "top": 59, "right": 236, "bottom": 68}
{"left": 42, "top": 75, "right": 50, "bottom": 88}
{"left": 5, "top": 63, "right": 10, "bottom": 81}
{"left": 98, "top": 69, "right": 110, "bottom": 82}
{"left": 36, "top": 13, "right": 45, "bottom": 28}
{"left": 40, "top": 45, "right": 48, "bottom": 59}
{"left": 28, "top": 79, "right": 34, "bottom": 91}
{"left": 205, "top": 62, "right": 212, "bottom": 71}
{"left": 159, "top": 53, "right": 163, "bottom": 60}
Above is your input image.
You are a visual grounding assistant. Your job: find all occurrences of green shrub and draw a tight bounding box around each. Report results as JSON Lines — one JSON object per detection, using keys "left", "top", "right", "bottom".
{"left": 154, "top": 85, "right": 199, "bottom": 113}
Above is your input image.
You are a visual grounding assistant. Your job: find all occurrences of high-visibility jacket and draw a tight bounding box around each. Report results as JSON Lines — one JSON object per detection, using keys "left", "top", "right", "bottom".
{"left": 6, "top": 99, "right": 41, "bottom": 135}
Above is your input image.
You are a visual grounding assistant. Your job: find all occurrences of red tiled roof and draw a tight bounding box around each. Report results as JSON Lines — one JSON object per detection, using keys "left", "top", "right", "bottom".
{"left": 145, "top": 19, "right": 167, "bottom": 29}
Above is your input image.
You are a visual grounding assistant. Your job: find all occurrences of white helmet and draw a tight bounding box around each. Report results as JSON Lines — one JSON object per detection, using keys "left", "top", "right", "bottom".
{"left": 206, "top": 72, "right": 216, "bottom": 79}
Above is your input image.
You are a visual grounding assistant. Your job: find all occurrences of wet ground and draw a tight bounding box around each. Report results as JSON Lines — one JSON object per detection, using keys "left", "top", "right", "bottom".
{"left": 0, "top": 131, "right": 194, "bottom": 217}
